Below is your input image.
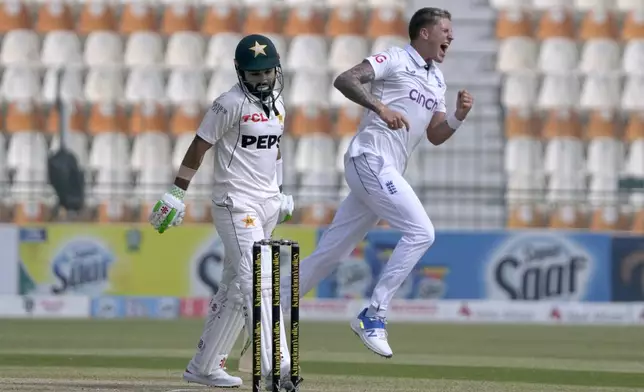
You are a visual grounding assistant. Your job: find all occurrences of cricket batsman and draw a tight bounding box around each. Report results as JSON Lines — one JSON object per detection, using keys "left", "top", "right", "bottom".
{"left": 297, "top": 8, "right": 474, "bottom": 358}
{"left": 148, "top": 34, "right": 296, "bottom": 390}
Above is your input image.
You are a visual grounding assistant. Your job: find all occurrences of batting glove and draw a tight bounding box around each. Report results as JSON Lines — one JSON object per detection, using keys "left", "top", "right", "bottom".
{"left": 149, "top": 185, "right": 186, "bottom": 234}
{"left": 278, "top": 193, "right": 294, "bottom": 223}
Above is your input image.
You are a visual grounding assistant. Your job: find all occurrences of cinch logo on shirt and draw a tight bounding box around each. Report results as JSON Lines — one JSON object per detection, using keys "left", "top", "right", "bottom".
{"left": 409, "top": 89, "right": 438, "bottom": 111}
{"left": 241, "top": 134, "right": 281, "bottom": 149}
{"left": 242, "top": 113, "right": 270, "bottom": 123}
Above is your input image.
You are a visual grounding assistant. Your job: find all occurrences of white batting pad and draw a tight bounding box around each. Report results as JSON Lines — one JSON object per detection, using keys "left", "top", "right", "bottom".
{"left": 188, "top": 292, "right": 246, "bottom": 376}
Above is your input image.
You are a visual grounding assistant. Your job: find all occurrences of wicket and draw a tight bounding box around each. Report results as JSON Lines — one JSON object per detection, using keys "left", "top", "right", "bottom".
{"left": 252, "top": 239, "right": 300, "bottom": 392}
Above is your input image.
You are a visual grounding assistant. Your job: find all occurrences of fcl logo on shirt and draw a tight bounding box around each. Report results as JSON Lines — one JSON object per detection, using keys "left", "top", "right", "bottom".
{"left": 242, "top": 113, "right": 269, "bottom": 123}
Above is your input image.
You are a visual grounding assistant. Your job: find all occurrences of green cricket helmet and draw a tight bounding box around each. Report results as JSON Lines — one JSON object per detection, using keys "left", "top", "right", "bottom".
{"left": 234, "top": 34, "right": 284, "bottom": 104}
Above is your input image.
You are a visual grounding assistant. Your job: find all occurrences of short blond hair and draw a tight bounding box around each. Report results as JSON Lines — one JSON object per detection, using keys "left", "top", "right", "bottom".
{"left": 409, "top": 8, "right": 452, "bottom": 40}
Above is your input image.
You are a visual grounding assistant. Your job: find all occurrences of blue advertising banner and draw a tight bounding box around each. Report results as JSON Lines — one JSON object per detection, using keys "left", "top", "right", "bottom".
{"left": 611, "top": 235, "right": 644, "bottom": 301}
{"left": 91, "top": 296, "right": 180, "bottom": 319}
{"left": 315, "top": 229, "right": 613, "bottom": 302}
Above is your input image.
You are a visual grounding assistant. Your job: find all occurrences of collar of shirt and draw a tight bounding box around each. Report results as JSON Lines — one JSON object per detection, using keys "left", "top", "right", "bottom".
{"left": 404, "top": 44, "right": 432, "bottom": 70}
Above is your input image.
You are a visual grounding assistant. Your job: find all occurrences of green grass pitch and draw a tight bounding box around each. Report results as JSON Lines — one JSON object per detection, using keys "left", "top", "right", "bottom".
{"left": 1, "top": 319, "right": 644, "bottom": 391}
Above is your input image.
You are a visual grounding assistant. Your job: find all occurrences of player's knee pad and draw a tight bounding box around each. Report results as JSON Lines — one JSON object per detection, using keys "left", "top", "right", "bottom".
{"left": 188, "top": 286, "right": 247, "bottom": 376}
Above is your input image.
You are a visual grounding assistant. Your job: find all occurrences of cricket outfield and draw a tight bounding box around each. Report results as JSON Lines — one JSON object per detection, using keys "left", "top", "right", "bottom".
{"left": 1, "top": 320, "right": 644, "bottom": 391}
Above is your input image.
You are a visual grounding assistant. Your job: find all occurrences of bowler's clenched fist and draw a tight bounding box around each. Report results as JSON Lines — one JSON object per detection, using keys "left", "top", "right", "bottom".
{"left": 455, "top": 90, "right": 473, "bottom": 121}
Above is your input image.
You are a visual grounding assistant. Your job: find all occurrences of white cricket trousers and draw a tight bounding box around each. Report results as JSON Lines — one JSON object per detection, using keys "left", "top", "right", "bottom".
{"left": 212, "top": 194, "right": 281, "bottom": 296}
{"left": 299, "top": 153, "right": 435, "bottom": 316}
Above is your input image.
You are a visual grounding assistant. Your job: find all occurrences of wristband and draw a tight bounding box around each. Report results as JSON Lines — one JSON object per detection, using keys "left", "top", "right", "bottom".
{"left": 177, "top": 165, "right": 197, "bottom": 181}
{"left": 169, "top": 184, "right": 186, "bottom": 200}
{"left": 447, "top": 112, "right": 463, "bottom": 130}
{"left": 276, "top": 158, "right": 283, "bottom": 187}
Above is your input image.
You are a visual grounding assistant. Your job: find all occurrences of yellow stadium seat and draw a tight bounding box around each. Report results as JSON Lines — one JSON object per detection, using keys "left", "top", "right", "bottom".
{"left": 287, "top": 107, "right": 332, "bottom": 137}
{"left": 284, "top": 6, "right": 326, "bottom": 37}
{"left": 505, "top": 108, "right": 538, "bottom": 138}
{"left": 87, "top": 102, "right": 128, "bottom": 135}
{"left": 579, "top": 9, "right": 618, "bottom": 40}
{"left": 13, "top": 202, "right": 51, "bottom": 224}
{"left": 35, "top": 1, "right": 74, "bottom": 33}
{"left": 496, "top": 9, "right": 533, "bottom": 39}
{"left": 243, "top": 5, "right": 281, "bottom": 35}
{"left": 161, "top": 2, "right": 198, "bottom": 34}
{"left": 46, "top": 103, "right": 87, "bottom": 135}
{"left": 632, "top": 209, "right": 644, "bottom": 233}
{"left": 507, "top": 205, "right": 545, "bottom": 228}
{"left": 170, "top": 103, "right": 203, "bottom": 136}
{"left": 622, "top": 9, "right": 644, "bottom": 40}
{"left": 586, "top": 110, "right": 620, "bottom": 139}
{"left": 537, "top": 8, "right": 575, "bottom": 39}
{"left": 326, "top": 6, "right": 365, "bottom": 37}
{"left": 119, "top": 1, "right": 157, "bottom": 34}
{"left": 201, "top": 4, "right": 241, "bottom": 35}
{"left": 541, "top": 109, "right": 582, "bottom": 139}
{"left": 78, "top": 1, "right": 117, "bottom": 34}
{"left": 548, "top": 205, "right": 588, "bottom": 229}
{"left": 366, "top": 7, "right": 405, "bottom": 39}
{"left": 0, "top": 0, "right": 32, "bottom": 32}
{"left": 590, "top": 206, "right": 629, "bottom": 232}
{"left": 334, "top": 103, "right": 363, "bottom": 137}
{"left": 626, "top": 112, "right": 644, "bottom": 142}
{"left": 5, "top": 100, "right": 42, "bottom": 134}
{"left": 130, "top": 102, "right": 168, "bottom": 135}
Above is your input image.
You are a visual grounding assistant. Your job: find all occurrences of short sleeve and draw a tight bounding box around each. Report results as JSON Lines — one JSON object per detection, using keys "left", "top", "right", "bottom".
{"left": 196, "top": 93, "right": 240, "bottom": 144}
{"left": 364, "top": 48, "right": 399, "bottom": 81}
{"left": 436, "top": 96, "right": 446, "bottom": 113}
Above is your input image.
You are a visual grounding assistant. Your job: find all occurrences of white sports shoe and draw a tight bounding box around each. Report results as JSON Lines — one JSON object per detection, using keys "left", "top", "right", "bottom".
{"left": 350, "top": 308, "right": 393, "bottom": 358}
{"left": 183, "top": 368, "right": 243, "bottom": 388}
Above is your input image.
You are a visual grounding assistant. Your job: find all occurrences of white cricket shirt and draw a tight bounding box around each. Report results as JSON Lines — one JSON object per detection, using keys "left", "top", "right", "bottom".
{"left": 196, "top": 84, "right": 285, "bottom": 203}
{"left": 346, "top": 44, "right": 447, "bottom": 174}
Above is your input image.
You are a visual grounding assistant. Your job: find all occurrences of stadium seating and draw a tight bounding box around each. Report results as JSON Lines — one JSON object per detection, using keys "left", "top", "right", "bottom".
{"left": 495, "top": 0, "right": 644, "bottom": 231}
{"left": 0, "top": 0, "right": 412, "bottom": 225}
{"left": 0, "top": 0, "right": 637, "bottom": 233}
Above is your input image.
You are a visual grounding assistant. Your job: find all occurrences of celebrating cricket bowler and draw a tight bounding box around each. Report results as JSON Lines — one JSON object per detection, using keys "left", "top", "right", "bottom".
{"left": 148, "top": 34, "right": 296, "bottom": 390}
{"left": 298, "top": 8, "right": 474, "bottom": 358}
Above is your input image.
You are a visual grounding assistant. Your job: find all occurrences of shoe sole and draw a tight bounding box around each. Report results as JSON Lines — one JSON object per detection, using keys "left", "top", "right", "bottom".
{"left": 186, "top": 382, "right": 240, "bottom": 389}
{"left": 183, "top": 375, "right": 242, "bottom": 388}
{"left": 350, "top": 322, "right": 393, "bottom": 359}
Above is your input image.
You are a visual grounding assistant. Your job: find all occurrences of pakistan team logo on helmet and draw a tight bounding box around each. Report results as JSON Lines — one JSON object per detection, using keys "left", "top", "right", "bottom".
{"left": 235, "top": 34, "right": 281, "bottom": 71}
{"left": 234, "top": 34, "right": 284, "bottom": 104}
